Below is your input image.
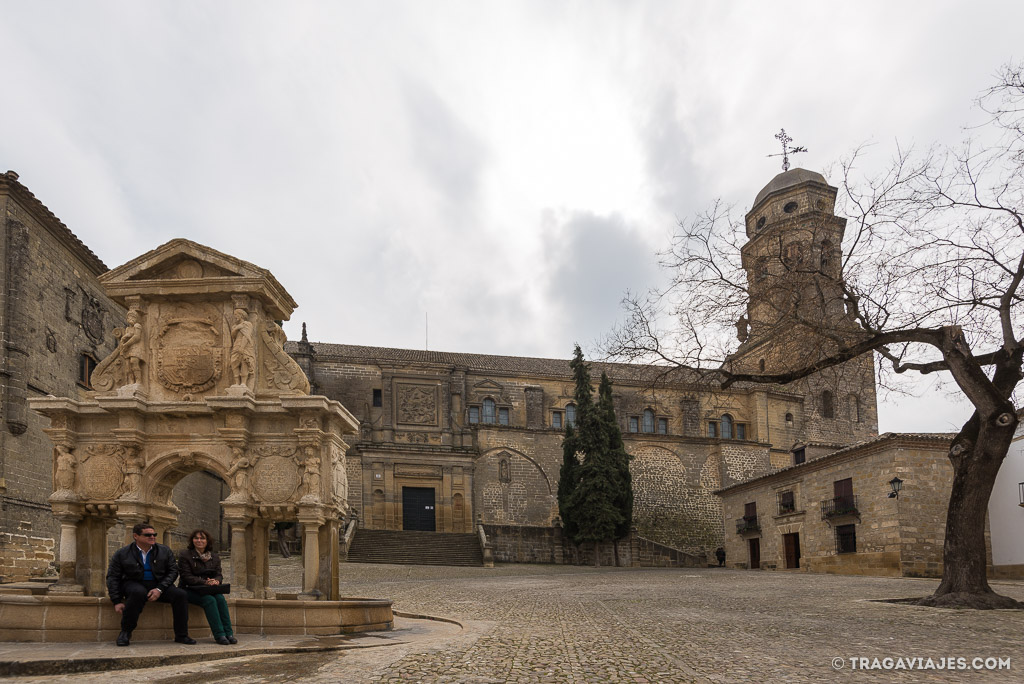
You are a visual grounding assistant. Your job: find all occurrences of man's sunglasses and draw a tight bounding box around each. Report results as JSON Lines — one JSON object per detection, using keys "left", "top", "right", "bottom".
{"left": 139, "top": 533, "right": 158, "bottom": 537}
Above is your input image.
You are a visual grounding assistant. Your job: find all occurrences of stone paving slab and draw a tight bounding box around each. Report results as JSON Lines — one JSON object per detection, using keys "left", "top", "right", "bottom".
{"left": 0, "top": 615, "right": 460, "bottom": 678}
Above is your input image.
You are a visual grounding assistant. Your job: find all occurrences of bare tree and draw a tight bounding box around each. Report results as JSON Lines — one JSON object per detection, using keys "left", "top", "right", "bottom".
{"left": 606, "top": 64, "right": 1024, "bottom": 609}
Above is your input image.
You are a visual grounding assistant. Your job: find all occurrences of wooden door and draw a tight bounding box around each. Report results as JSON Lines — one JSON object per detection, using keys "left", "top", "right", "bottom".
{"left": 783, "top": 532, "right": 801, "bottom": 569}
{"left": 748, "top": 538, "right": 760, "bottom": 569}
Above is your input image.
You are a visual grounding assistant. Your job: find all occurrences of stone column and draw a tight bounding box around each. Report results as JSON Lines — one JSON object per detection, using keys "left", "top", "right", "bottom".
{"left": 48, "top": 513, "right": 85, "bottom": 594}
{"left": 440, "top": 467, "right": 452, "bottom": 532}
{"left": 251, "top": 518, "right": 272, "bottom": 599}
{"left": 300, "top": 522, "right": 321, "bottom": 598}
{"left": 316, "top": 518, "right": 340, "bottom": 600}
{"left": 227, "top": 519, "right": 253, "bottom": 598}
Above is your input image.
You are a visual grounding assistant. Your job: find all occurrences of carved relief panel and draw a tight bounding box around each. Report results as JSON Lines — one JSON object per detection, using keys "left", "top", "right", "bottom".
{"left": 394, "top": 382, "right": 440, "bottom": 427}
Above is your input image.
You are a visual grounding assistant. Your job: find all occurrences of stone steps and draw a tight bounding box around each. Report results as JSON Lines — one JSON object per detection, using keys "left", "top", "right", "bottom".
{"left": 347, "top": 529, "right": 484, "bottom": 567}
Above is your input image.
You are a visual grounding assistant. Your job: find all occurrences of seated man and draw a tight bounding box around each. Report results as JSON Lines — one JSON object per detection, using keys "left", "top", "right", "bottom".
{"left": 106, "top": 522, "right": 196, "bottom": 646}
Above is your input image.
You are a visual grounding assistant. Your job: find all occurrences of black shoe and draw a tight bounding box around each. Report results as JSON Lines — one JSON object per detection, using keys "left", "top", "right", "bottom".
{"left": 226, "top": 635, "right": 238, "bottom": 645}
{"left": 215, "top": 636, "right": 231, "bottom": 645}
{"left": 116, "top": 630, "right": 131, "bottom": 647}
{"left": 174, "top": 636, "right": 197, "bottom": 645}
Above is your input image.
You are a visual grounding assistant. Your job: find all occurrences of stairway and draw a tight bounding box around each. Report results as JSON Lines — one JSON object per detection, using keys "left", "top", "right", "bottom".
{"left": 347, "top": 529, "right": 484, "bottom": 567}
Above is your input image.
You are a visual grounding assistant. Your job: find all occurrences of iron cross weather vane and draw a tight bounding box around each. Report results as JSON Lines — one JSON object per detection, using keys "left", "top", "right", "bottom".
{"left": 768, "top": 128, "right": 807, "bottom": 171}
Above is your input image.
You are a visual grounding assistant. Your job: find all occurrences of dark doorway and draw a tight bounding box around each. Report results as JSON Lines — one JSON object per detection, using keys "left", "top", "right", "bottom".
{"left": 783, "top": 532, "right": 801, "bottom": 569}
{"left": 748, "top": 538, "right": 761, "bottom": 569}
{"left": 402, "top": 487, "right": 436, "bottom": 531}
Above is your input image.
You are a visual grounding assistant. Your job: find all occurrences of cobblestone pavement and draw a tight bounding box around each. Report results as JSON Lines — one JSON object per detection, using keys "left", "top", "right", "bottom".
{"left": 22, "top": 560, "right": 1024, "bottom": 683}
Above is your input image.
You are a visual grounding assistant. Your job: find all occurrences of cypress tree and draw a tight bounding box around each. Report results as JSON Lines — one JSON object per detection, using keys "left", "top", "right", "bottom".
{"left": 556, "top": 422, "right": 579, "bottom": 542}
{"left": 598, "top": 372, "right": 633, "bottom": 539}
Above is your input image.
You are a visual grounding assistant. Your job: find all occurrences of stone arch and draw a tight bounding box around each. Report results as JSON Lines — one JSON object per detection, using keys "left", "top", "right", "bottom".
{"left": 476, "top": 447, "right": 555, "bottom": 525}
{"left": 144, "top": 449, "right": 230, "bottom": 504}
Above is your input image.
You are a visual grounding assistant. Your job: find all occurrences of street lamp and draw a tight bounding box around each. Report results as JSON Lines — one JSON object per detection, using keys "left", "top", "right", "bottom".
{"left": 888, "top": 476, "right": 903, "bottom": 499}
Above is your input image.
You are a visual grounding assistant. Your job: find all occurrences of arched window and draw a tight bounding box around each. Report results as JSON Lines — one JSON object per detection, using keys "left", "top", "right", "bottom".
{"left": 821, "top": 391, "right": 834, "bottom": 419}
{"left": 483, "top": 398, "right": 496, "bottom": 424}
{"left": 759, "top": 358, "right": 766, "bottom": 372}
{"left": 642, "top": 409, "right": 655, "bottom": 433}
{"left": 785, "top": 412, "right": 794, "bottom": 426}
{"left": 565, "top": 403, "right": 576, "bottom": 427}
{"left": 850, "top": 395, "right": 860, "bottom": 423}
{"left": 820, "top": 240, "right": 833, "bottom": 271}
{"left": 721, "top": 414, "right": 734, "bottom": 440}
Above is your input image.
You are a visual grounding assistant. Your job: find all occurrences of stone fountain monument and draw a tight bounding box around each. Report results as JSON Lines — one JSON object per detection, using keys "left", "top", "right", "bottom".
{"left": 4, "top": 239, "right": 392, "bottom": 641}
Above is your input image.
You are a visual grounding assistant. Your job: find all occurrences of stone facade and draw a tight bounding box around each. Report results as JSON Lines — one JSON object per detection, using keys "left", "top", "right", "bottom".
{"left": 717, "top": 433, "right": 953, "bottom": 577}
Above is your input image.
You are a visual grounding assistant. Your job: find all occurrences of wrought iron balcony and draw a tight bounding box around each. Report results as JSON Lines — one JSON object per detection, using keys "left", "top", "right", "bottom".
{"left": 820, "top": 495, "right": 858, "bottom": 520}
{"left": 736, "top": 516, "right": 760, "bottom": 534}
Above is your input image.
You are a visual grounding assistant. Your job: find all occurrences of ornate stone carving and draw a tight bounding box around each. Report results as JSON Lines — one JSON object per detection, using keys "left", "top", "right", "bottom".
{"left": 330, "top": 444, "right": 347, "bottom": 504}
{"left": 396, "top": 385, "right": 437, "bottom": 425}
{"left": 119, "top": 447, "right": 144, "bottom": 500}
{"left": 251, "top": 446, "right": 301, "bottom": 503}
{"left": 81, "top": 293, "right": 105, "bottom": 343}
{"left": 45, "top": 328, "right": 57, "bottom": 353}
{"left": 156, "top": 309, "right": 222, "bottom": 394}
{"left": 261, "top": 321, "right": 310, "bottom": 394}
{"left": 300, "top": 447, "right": 322, "bottom": 502}
{"left": 78, "top": 445, "right": 126, "bottom": 500}
{"left": 229, "top": 309, "right": 257, "bottom": 389}
{"left": 52, "top": 445, "right": 78, "bottom": 500}
{"left": 119, "top": 309, "right": 147, "bottom": 386}
{"left": 225, "top": 447, "right": 253, "bottom": 502}
{"left": 394, "top": 464, "right": 442, "bottom": 479}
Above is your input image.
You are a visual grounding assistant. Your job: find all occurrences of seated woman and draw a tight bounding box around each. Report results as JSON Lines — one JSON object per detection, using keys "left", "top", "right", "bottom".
{"left": 178, "top": 529, "right": 237, "bottom": 645}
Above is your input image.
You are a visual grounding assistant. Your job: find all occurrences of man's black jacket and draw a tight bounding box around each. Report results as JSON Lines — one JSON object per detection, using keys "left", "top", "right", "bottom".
{"left": 106, "top": 543, "right": 179, "bottom": 603}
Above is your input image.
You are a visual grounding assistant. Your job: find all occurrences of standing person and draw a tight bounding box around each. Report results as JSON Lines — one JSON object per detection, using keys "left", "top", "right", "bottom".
{"left": 715, "top": 547, "right": 726, "bottom": 567}
{"left": 178, "top": 529, "right": 237, "bottom": 645}
{"left": 107, "top": 523, "right": 195, "bottom": 646}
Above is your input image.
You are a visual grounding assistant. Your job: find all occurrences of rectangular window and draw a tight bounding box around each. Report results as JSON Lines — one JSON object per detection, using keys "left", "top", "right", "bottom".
{"left": 498, "top": 407, "right": 509, "bottom": 426}
{"left": 836, "top": 524, "right": 857, "bottom": 554}
{"left": 736, "top": 423, "right": 746, "bottom": 440}
{"left": 793, "top": 448, "right": 805, "bottom": 465}
{"left": 552, "top": 411, "right": 562, "bottom": 429}
{"left": 629, "top": 416, "right": 639, "bottom": 433}
{"left": 834, "top": 478, "right": 853, "bottom": 501}
{"left": 744, "top": 501, "right": 757, "bottom": 519}
{"left": 78, "top": 354, "right": 97, "bottom": 389}
{"left": 372, "top": 389, "right": 382, "bottom": 407}
{"left": 657, "top": 418, "right": 668, "bottom": 435}
{"left": 468, "top": 406, "right": 479, "bottom": 424}
{"left": 707, "top": 421, "right": 717, "bottom": 438}
{"left": 778, "top": 490, "right": 795, "bottom": 514}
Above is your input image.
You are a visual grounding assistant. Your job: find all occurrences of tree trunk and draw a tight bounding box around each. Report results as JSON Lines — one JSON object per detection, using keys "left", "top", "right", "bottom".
{"left": 917, "top": 420, "right": 1023, "bottom": 609}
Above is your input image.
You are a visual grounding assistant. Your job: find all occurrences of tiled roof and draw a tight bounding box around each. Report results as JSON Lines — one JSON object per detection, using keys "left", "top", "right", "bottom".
{"left": 0, "top": 171, "right": 107, "bottom": 274}
{"left": 716, "top": 431, "right": 955, "bottom": 494}
{"left": 286, "top": 341, "right": 703, "bottom": 386}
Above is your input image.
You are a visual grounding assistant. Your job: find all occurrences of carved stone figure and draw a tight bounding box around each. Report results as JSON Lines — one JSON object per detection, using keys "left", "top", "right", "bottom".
{"left": 230, "top": 309, "right": 256, "bottom": 389}
{"left": 301, "top": 448, "right": 322, "bottom": 502}
{"left": 260, "top": 321, "right": 310, "bottom": 393}
{"left": 120, "top": 447, "right": 144, "bottom": 499}
{"left": 53, "top": 445, "right": 77, "bottom": 495}
{"left": 119, "top": 310, "right": 146, "bottom": 385}
{"left": 225, "top": 447, "right": 252, "bottom": 501}
{"left": 736, "top": 315, "right": 749, "bottom": 343}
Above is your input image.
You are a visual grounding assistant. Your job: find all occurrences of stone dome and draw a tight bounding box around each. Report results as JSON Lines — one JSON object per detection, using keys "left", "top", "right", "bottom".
{"left": 752, "top": 168, "right": 828, "bottom": 208}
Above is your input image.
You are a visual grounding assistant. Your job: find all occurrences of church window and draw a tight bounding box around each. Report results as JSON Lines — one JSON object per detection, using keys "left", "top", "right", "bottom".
{"left": 468, "top": 406, "right": 480, "bottom": 424}
{"left": 821, "top": 390, "right": 835, "bottom": 419}
{"left": 756, "top": 216, "right": 766, "bottom": 230}
{"left": 850, "top": 395, "right": 860, "bottom": 422}
{"left": 657, "top": 418, "right": 668, "bottom": 435}
{"left": 721, "top": 414, "right": 734, "bottom": 439}
{"left": 498, "top": 407, "right": 509, "bottom": 426}
{"left": 793, "top": 447, "right": 806, "bottom": 465}
{"left": 78, "top": 353, "right": 97, "bottom": 389}
{"left": 759, "top": 358, "right": 766, "bottom": 372}
{"left": 372, "top": 389, "right": 382, "bottom": 407}
{"left": 642, "top": 409, "right": 655, "bottom": 433}
{"left": 629, "top": 416, "right": 639, "bottom": 432}
{"left": 566, "top": 403, "right": 576, "bottom": 427}
{"left": 707, "top": 421, "right": 717, "bottom": 438}
{"left": 552, "top": 411, "right": 563, "bottom": 429}
{"left": 785, "top": 412, "right": 794, "bottom": 426}
{"left": 736, "top": 423, "right": 746, "bottom": 440}
{"left": 783, "top": 201, "right": 798, "bottom": 214}
{"left": 482, "top": 398, "right": 496, "bottom": 424}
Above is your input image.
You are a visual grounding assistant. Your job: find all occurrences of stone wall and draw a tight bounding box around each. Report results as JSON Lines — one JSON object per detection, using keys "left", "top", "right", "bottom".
{"left": 168, "top": 471, "right": 230, "bottom": 550}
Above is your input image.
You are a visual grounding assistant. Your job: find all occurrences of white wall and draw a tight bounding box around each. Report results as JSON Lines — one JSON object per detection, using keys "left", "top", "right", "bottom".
{"left": 990, "top": 426, "right": 1024, "bottom": 566}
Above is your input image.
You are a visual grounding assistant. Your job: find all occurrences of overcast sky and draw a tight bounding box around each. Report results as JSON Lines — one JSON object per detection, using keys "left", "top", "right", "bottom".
{"left": 2, "top": 1, "right": 1020, "bottom": 434}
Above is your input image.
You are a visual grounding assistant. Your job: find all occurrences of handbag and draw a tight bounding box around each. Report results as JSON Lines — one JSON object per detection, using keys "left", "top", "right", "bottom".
{"left": 188, "top": 583, "right": 230, "bottom": 595}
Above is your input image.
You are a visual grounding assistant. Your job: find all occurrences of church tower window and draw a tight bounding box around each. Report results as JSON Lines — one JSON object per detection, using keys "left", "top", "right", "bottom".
{"left": 565, "top": 403, "right": 576, "bottom": 427}
{"left": 821, "top": 390, "right": 835, "bottom": 419}
{"left": 721, "top": 414, "right": 734, "bottom": 439}
{"left": 482, "top": 398, "right": 496, "bottom": 424}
